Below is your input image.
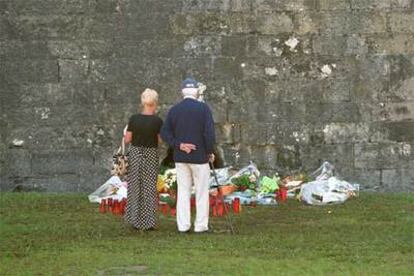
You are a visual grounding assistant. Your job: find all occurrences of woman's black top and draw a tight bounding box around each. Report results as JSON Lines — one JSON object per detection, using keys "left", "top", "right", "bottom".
{"left": 127, "top": 114, "right": 163, "bottom": 148}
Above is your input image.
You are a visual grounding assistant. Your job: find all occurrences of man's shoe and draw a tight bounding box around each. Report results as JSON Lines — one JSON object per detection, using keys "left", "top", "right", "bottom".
{"left": 178, "top": 229, "right": 191, "bottom": 234}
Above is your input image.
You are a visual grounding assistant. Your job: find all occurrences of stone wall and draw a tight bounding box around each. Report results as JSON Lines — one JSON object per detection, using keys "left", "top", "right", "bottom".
{"left": 1, "top": 0, "right": 413, "bottom": 192}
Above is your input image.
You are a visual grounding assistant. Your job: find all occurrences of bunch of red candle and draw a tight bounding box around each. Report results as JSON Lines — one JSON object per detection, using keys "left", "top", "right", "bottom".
{"left": 99, "top": 198, "right": 127, "bottom": 216}
{"left": 209, "top": 196, "right": 241, "bottom": 217}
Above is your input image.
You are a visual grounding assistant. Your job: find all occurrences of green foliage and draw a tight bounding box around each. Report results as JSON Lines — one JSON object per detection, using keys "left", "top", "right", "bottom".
{"left": 231, "top": 175, "right": 255, "bottom": 190}
{"left": 1, "top": 192, "right": 413, "bottom": 275}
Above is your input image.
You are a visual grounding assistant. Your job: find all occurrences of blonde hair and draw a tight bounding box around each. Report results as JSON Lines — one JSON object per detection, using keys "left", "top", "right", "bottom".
{"left": 141, "top": 88, "right": 159, "bottom": 106}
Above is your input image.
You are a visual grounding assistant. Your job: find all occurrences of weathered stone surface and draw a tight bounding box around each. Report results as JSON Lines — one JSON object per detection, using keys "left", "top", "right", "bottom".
{"left": 385, "top": 122, "right": 414, "bottom": 142}
{"left": 1, "top": 0, "right": 414, "bottom": 192}
{"left": 389, "top": 12, "right": 414, "bottom": 33}
{"left": 254, "top": 0, "right": 317, "bottom": 11}
{"left": 382, "top": 168, "right": 414, "bottom": 192}
{"left": 350, "top": 0, "right": 412, "bottom": 10}
{"left": 318, "top": 0, "right": 351, "bottom": 10}
{"left": 367, "top": 34, "right": 414, "bottom": 54}
{"left": 256, "top": 12, "right": 294, "bottom": 34}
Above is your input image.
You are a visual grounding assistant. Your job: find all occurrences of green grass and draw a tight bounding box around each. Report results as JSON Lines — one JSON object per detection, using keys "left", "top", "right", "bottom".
{"left": 0, "top": 192, "right": 413, "bottom": 275}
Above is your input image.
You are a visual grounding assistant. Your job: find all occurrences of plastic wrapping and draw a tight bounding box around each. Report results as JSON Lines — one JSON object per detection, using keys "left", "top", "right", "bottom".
{"left": 88, "top": 176, "right": 127, "bottom": 203}
{"left": 300, "top": 162, "right": 358, "bottom": 205}
{"left": 208, "top": 167, "right": 231, "bottom": 187}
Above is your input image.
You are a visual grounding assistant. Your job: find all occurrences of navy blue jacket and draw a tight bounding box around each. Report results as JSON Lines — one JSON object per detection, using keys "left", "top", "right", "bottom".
{"left": 161, "top": 98, "right": 216, "bottom": 164}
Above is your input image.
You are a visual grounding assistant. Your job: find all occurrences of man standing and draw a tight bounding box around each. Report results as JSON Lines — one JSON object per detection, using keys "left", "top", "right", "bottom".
{"left": 161, "top": 77, "right": 216, "bottom": 233}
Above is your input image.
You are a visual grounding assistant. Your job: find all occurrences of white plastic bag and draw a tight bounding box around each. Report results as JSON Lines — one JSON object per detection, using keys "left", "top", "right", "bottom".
{"left": 300, "top": 176, "right": 357, "bottom": 205}
{"left": 300, "top": 162, "right": 357, "bottom": 205}
{"left": 88, "top": 176, "right": 128, "bottom": 203}
{"left": 310, "top": 161, "right": 335, "bottom": 181}
{"left": 209, "top": 167, "right": 231, "bottom": 187}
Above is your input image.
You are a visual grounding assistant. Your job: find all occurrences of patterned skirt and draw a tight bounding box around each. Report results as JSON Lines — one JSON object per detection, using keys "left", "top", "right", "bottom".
{"left": 124, "top": 145, "right": 158, "bottom": 230}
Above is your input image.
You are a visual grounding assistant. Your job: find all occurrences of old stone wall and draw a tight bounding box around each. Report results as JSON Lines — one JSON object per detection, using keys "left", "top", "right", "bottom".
{"left": 1, "top": 0, "right": 413, "bottom": 192}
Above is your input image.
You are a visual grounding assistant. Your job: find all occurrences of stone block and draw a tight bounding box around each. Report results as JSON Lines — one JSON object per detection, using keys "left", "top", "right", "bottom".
{"left": 241, "top": 122, "right": 310, "bottom": 146}
{"left": 58, "top": 59, "right": 90, "bottom": 84}
{"left": 181, "top": 0, "right": 230, "bottom": 11}
{"left": 389, "top": 54, "right": 414, "bottom": 93}
{"left": 247, "top": 34, "right": 312, "bottom": 58}
{"left": 2, "top": 59, "right": 59, "bottom": 85}
{"left": 381, "top": 101, "right": 414, "bottom": 121}
{"left": 170, "top": 13, "right": 228, "bottom": 35}
{"left": 222, "top": 35, "right": 247, "bottom": 57}
{"left": 355, "top": 142, "right": 413, "bottom": 169}
{"left": 318, "top": 0, "right": 351, "bottom": 10}
{"left": 243, "top": 145, "right": 288, "bottom": 172}
{"left": 5, "top": 0, "right": 96, "bottom": 15}
{"left": 124, "top": 13, "right": 173, "bottom": 37}
{"left": 218, "top": 143, "right": 251, "bottom": 168}
{"left": 47, "top": 40, "right": 102, "bottom": 59}
{"left": 345, "top": 35, "right": 369, "bottom": 56}
{"left": 348, "top": 11, "right": 387, "bottom": 34}
{"left": 322, "top": 122, "right": 391, "bottom": 144}
{"left": 297, "top": 11, "right": 386, "bottom": 35}
{"left": 381, "top": 168, "right": 414, "bottom": 192}
{"left": 24, "top": 174, "right": 81, "bottom": 192}
{"left": 0, "top": 40, "right": 52, "bottom": 60}
{"left": 3, "top": 149, "right": 32, "bottom": 178}
{"left": 256, "top": 12, "right": 294, "bottom": 34}
{"left": 124, "top": 0, "right": 182, "bottom": 14}
{"left": 213, "top": 57, "right": 244, "bottom": 82}
{"left": 389, "top": 12, "right": 414, "bottom": 33}
{"left": 300, "top": 143, "right": 354, "bottom": 174}
{"left": 294, "top": 11, "right": 320, "bottom": 34}
{"left": 216, "top": 123, "right": 241, "bottom": 144}
{"left": 312, "top": 35, "right": 347, "bottom": 56}
{"left": 350, "top": 169, "right": 382, "bottom": 191}
{"left": 384, "top": 122, "right": 414, "bottom": 142}
{"left": 226, "top": 12, "right": 257, "bottom": 34}
{"left": 320, "top": 77, "right": 352, "bottom": 102}
{"left": 367, "top": 34, "right": 414, "bottom": 54}
{"left": 305, "top": 102, "right": 360, "bottom": 123}
{"left": 388, "top": 77, "right": 414, "bottom": 101}
{"left": 31, "top": 150, "right": 93, "bottom": 175}
{"left": 2, "top": 15, "right": 91, "bottom": 40}
{"left": 254, "top": 0, "right": 317, "bottom": 11}
{"left": 183, "top": 35, "right": 222, "bottom": 57}
{"left": 350, "top": 0, "right": 412, "bottom": 10}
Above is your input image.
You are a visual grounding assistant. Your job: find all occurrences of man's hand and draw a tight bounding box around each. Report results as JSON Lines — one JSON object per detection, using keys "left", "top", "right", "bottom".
{"left": 208, "top": 153, "right": 215, "bottom": 163}
{"left": 180, "top": 143, "right": 196, "bottom": 154}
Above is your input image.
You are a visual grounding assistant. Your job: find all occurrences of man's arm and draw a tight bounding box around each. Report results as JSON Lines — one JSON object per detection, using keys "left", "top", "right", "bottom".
{"left": 161, "top": 110, "right": 197, "bottom": 154}
{"left": 160, "top": 111, "right": 179, "bottom": 150}
{"left": 203, "top": 104, "right": 216, "bottom": 155}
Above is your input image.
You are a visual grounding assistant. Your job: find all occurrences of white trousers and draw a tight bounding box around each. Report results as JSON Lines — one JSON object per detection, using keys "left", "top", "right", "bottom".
{"left": 175, "top": 162, "right": 210, "bottom": 232}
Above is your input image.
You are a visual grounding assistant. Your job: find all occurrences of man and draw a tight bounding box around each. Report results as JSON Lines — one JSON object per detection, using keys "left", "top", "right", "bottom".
{"left": 161, "top": 77, "right": 216, "bottom": 233}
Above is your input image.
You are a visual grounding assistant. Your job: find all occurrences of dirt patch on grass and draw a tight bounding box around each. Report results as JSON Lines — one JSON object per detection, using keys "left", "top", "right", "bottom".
{"left": 97, "top": 265, "right": 147, "bottom": 275}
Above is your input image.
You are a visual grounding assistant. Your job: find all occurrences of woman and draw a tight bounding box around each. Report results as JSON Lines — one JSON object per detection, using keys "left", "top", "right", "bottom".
{"left": 124, "top": 88, "right": 163, "bottom": 231}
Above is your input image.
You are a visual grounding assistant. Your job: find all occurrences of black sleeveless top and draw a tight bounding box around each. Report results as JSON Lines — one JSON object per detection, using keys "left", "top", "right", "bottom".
{"left": 127, "top": 114, "right": 163, "bottom": 148}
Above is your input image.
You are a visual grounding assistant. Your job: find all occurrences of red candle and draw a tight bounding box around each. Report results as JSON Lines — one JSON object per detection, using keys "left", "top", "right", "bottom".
{"left": 217, "top": 201, "right": 224, "bottom": 216}
{"left": 233, "top": 198, "right": 240, "bottom": 214}
{"left": 99, "top": 200, "right": 106, "bottom": 213}
{"left": 112, "top": 199, "right": 119, "bottom": 215}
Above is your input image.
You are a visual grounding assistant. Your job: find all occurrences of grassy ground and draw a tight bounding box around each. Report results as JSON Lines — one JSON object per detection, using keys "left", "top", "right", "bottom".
{"left": 0, "top": 192, "right": 413, "bottom": 275}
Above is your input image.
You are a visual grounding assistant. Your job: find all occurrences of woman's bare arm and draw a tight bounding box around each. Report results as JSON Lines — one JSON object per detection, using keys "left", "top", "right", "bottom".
{"left": 124, "top": 131, "right": 133, "bottom": 144}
